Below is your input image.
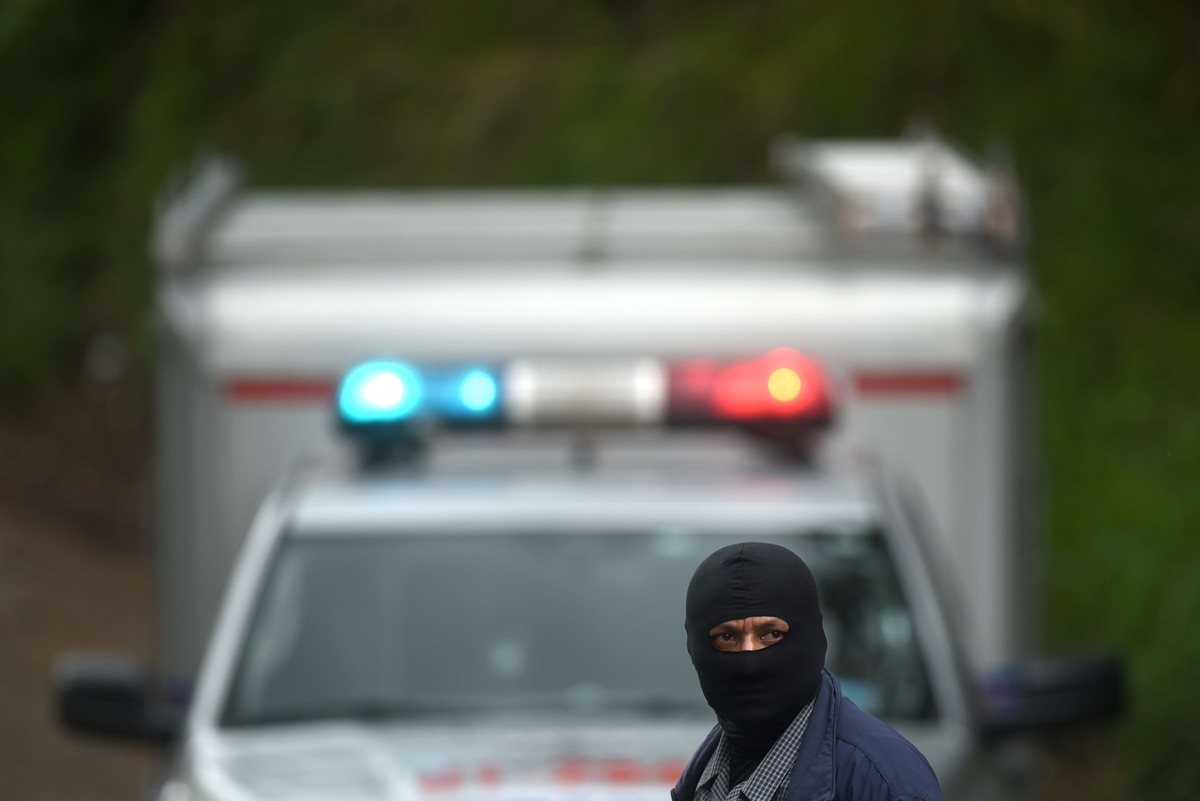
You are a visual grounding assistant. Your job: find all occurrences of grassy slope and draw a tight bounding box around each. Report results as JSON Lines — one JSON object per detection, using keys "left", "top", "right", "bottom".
{"left": 3, "top": 1, "right": 1198, "bottom": 795}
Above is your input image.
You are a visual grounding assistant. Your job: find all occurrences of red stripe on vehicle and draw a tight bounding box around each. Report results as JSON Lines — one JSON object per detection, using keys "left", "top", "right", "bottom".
{"left": 601, "top": 759, "right": 644, "bottom": 784}
{"left": 418, "top": 769, "right": 463, "bottom": 791}
{"left": 655, "top": 760, "right": 689, "bottom": 783}
{"left": 853, "top": 371, "right": 964, "bottom": 396}
{"left": 224, "top": 377, "right": 336, "bottom": 403}
{"left": 554, "top": 759, "right": 589, "bottom": 784}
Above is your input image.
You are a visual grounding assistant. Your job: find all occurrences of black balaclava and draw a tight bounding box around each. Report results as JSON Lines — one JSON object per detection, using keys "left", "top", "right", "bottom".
{"left": 685, "top": 542, "right": 827, "bottom": 785}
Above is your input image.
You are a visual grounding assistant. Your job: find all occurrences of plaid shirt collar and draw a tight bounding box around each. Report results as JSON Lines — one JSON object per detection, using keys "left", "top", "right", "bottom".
{"left": 695, "top": 700, "right": 816, "bottom": 801}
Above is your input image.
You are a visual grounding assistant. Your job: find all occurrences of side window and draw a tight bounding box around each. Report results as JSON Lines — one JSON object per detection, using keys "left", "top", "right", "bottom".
{"left": 818, "top": 528, "right": 937, "bottom": 721}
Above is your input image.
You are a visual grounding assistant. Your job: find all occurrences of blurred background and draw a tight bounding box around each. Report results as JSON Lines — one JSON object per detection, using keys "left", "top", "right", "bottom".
{"left": 1, "top": 1, "right": 1198, "bottom": 799}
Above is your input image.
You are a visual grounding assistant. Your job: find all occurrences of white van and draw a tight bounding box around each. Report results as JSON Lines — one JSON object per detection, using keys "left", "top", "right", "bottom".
{"left": 55, "top": 136, "right": 1121, "bottom": 801}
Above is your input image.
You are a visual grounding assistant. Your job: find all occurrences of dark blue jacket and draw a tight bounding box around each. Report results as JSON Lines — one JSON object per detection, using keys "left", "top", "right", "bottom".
{"left": 672, "top": 670, "right": 944, "bottom": 801}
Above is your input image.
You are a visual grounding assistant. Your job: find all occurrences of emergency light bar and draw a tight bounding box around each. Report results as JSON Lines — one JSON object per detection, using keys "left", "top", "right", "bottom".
{"left": 336, "top": 349, "right": 832, "bottom": 434}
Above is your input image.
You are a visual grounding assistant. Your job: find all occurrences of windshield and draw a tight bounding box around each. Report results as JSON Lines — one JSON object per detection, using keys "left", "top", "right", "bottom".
{"left": 222, "top": 528, "right": 932, "bottom": 727}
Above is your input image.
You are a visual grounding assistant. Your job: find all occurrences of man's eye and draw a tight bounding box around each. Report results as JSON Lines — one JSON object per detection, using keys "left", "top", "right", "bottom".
{"left": 764, "top": 630, "right": 785, "bottom": 640}
{"left": 715, "top": 632, "right": 736, "bottom": 641}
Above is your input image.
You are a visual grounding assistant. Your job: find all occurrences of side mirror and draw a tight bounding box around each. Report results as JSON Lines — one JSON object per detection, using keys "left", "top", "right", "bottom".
{"left": 54, "top": 653, "right": 188, "bottom": 746}
{"left": 978, "top": 653, "right": 1126, "bottom": 739}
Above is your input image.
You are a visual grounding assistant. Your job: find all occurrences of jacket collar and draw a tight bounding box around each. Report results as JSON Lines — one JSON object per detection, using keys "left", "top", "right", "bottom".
{"left": 673, "top": 670, "right": 840, "bottom": 801}
{"left": 673, "top": 723, "right": 722, "bottom": 801}
{"left": 783, "top": 669, "right": 839, "bottom": 801}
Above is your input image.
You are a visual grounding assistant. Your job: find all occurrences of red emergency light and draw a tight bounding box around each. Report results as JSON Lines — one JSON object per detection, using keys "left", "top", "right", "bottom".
{"left": 667, "top": 349, "right": 832, "bottom": 426}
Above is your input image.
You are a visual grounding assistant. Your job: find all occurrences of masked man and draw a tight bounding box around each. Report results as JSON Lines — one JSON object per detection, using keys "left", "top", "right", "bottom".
{"left": 672, "top": 543, "right": 943, "bottom": 801}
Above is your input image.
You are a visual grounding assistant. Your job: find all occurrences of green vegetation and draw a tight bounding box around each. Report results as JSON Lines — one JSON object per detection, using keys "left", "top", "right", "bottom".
{"left": 3, "top": 1, "right": 1198, "bottom": 795}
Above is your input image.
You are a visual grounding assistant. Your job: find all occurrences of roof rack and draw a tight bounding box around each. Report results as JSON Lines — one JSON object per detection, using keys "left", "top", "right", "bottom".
{"left": 153, "top": 155, "right": 243, "bottom": 273}
{"left": 771, "top": 131, "right": 1024, "bottom": 259}
{"left": 152, "top": 134, "right": 1023, "bottom": 272}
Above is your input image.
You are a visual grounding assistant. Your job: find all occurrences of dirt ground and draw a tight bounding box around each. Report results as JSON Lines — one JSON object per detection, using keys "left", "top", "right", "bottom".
{"left": 0, "top": 498, "right": 157, "bottom": 801}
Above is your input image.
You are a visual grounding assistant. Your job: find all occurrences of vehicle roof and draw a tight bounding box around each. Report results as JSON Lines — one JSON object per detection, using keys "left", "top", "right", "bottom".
{"left": 166, "top": 262, "right": 1022, "bottom": 375}
{"left": 285, "top": 449, "right": 879, "bottom": 536}
{"left": 158, "top": 181, "right": 1026, "bottom": 376}
{"left": 208, "top": 188, "right": 828, "bottom": 266}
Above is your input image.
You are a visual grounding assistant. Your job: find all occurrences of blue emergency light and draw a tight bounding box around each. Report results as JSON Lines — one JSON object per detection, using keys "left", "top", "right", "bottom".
{"left": 459, "top": 370, "right": 498, "bottom": 413}
{"left": 428, "top": 366, "right": 502, "bottom": 422}
{"left": 337, "top": 360, "right": 502, "bottom": 431}
{"left": 337, "top": 360, "right": 424, "bottom": 423}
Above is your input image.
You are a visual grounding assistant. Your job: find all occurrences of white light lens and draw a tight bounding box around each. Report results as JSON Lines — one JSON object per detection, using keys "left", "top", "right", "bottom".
{"left": 505, "top": 359, "right": 666, "bottom": 426}
{"left": 362, "top": 372, "right": 406, "bottom": 409}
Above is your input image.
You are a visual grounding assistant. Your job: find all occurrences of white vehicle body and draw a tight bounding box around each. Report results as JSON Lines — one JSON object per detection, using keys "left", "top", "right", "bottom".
{"left": 175, "top": 460, "right": 991, "bottom": 801}
{"left": 155, "top": 139, "right": 1033, "bottom": 682}
{"left": 134, "top": 138, "right": 1064, "bottom": 801}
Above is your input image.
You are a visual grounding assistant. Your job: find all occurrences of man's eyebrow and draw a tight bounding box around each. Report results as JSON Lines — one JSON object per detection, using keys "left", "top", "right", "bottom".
{"left": 707, "top": 620, "right": 743, "bottom": 633}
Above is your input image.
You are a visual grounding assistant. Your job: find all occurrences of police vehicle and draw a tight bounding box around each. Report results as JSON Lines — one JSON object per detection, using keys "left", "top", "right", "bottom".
{"left": 56, "top": 136, "right": 1122, "bottom": 800}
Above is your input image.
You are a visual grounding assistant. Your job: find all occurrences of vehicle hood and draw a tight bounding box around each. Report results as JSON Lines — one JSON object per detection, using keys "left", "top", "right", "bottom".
{"left": 186, "top": 719, "right": 964, "bottom": 801}
{"left": 189, "top": 719, "right": 711, "bottom": 801}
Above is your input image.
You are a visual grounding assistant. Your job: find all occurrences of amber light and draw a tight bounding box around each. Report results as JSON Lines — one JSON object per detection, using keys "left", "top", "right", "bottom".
{"left": 768, "top": 367, "right": 803, "bottom": 402}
